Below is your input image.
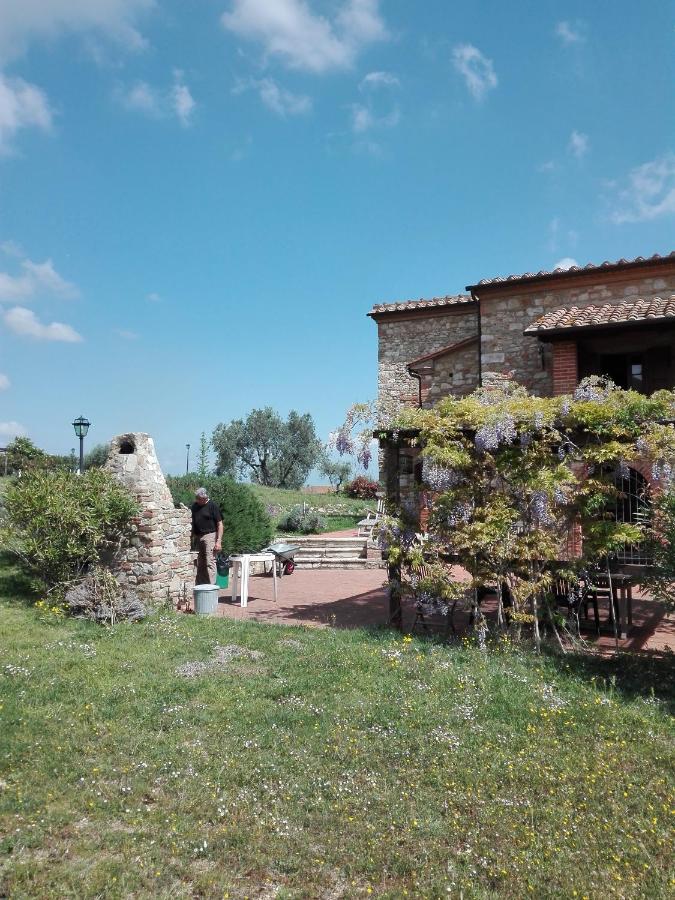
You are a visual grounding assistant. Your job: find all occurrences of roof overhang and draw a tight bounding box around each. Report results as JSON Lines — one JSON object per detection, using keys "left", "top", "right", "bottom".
{"left": 407, "top": 335, "right": 479, "bottom": 368}
{"left": 466, "top": 252, "right": 675, "bottom": 295}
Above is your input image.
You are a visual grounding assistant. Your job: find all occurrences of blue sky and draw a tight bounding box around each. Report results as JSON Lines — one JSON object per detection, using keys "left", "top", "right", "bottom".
{"left": 0, "top": 0, "right": 673, "bottom": 474}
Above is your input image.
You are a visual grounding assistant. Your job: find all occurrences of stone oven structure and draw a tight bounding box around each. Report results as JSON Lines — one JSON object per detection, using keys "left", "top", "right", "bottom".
{"left": 105, "top": 432, "right": 193, "bottom": 607}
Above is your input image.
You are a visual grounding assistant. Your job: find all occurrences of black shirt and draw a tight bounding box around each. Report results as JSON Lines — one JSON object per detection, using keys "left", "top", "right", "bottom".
{"left": 191, "top": 499, "right": 223, "bottom": 536}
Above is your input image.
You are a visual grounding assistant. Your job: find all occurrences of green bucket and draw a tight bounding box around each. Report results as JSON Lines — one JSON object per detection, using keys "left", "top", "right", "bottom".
{"left": 216, "top": 571, "right": 229, "bottom": 589}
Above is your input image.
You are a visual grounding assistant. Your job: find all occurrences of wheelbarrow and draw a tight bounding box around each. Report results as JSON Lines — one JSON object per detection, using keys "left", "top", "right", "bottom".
{"left": 264, "top": 542, "right": 301, "bottom": 576}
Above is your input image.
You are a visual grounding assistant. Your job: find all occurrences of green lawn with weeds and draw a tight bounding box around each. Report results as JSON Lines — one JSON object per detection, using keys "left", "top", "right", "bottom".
{"left": 1, "top": 563, "right": 673, "bottom": 898}
{"left": 249, "top": 484, "right": 374, "bottom": 528}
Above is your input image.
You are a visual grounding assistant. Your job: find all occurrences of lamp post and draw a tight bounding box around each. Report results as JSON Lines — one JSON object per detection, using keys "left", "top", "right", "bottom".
{"left": 186, "top": 443, "right": 190, "bottom": 474}
{"left": 72, "top": 416, "right": 90, "bottom": 474}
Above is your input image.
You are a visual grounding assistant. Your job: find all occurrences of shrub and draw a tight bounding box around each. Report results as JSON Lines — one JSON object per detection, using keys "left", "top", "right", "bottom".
{"left": 65, "top": 567, "right": 146, "bottom": 624}
{"left": 344, "top": 475, "right": 380, "bottom": 499}
{"left": 277, "top": 504, "right": 326, "bottom": 534}
{"left": 0, "top": 468, "right": 138, "bottom": 593}
{"left": 167, "top": 475, "right": 273, "bottom": 555}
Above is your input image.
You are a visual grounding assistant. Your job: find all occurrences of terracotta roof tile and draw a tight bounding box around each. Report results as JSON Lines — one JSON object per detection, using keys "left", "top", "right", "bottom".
{"left": 524, "top": 296, "right": 675, "bottom": 334}
{"left": 368, "top": 294, "right": 473, "bottom": 317}
{"left": 468, "top": 251, "right": 675, "bottom": 289}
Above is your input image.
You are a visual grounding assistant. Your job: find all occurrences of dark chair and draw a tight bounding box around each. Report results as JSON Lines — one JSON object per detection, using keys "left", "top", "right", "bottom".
{"left": 551, "top": 577, "right": 600, "bottom": 635}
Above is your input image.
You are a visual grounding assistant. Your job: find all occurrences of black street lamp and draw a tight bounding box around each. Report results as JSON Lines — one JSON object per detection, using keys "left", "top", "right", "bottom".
{"left": 186, "top": 443, "right": 190, "bottom": 474}
{"left": 72, "top": 415, "right": 90, "bottom": 474}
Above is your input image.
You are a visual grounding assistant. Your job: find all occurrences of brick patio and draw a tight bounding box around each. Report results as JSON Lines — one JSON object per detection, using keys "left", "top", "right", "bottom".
{"left": 197, "top": 566, "right": 674, "bottom": 655}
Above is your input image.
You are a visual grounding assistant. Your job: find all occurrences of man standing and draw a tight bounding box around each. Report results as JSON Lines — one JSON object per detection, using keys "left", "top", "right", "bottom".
{"left": 191, "top": 487, "right": 224, "bottom": 584}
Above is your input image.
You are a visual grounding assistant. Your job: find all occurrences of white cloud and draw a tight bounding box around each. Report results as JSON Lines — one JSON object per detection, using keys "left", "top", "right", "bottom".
{"left": 554, "top": 257, "right": 579, "bottom": 270}
{"left": 221, "top": 0, "right": 387, "bottom": 73}
{"left": 119, "top": 71, "right": 196, "bottom": 125}
{"left": 234, "top": 77, "right": 312, "bottom": 116}
{"left": 349, "top": 101, "right": 398, "bottom": 133}
{"left": 146, "top": 291, "right": 161, "bottom": 302}
{"left": 609, "top": 153, "right": 675, "bottom": 224}
{"left": 359, "top": 70, "right": 399, "bottom": 90}
{"left": 4, "top": 306, "right": 82, "bottom": 342}
{"left": 115, "top": 328, "right": 139, "bottom": 340}
{"left": 0, "top": 254, "right": 79, "bottom": 302}
{"left": 172, "top": 74, "right": 196, "bottom": 127}
{"left": 555, "top": 20, "right": 586, "bottom": 45}
{"left": 0, "top": 421, "right": 26, "bottom": 440}
{"left": 121, "top": 80, "right": 159, "bottom": 115}
{"left": 452, "top": 44, "right": 498, "bottom": 101}
{"left": 0, "top": 0, "right": 153, "bottom": 62}
{"left": 0, "top": 373, "right": 9, "bottom": 390}
{"left": 568, "top": 130, "right": 589, "bottom": 158}
{"left": 0, "top": 72, "right": 52, "bottom": 155}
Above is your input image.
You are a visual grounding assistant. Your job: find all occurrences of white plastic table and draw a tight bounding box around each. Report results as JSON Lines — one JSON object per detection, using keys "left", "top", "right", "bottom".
{"left": 229, "top": 552, "right": 278, "bottom": 608}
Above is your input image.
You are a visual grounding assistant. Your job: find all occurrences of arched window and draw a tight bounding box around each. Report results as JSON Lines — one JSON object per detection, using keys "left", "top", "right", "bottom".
{"left": 613, "top": 467, "right": 651, "bottom": 565}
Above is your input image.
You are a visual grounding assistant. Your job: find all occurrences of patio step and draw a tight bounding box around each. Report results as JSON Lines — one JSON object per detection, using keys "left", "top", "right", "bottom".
{"left": 293, "top": 555, "right": 385, "bottom": 570}
{"left": 274, "top": 534, "right": 384, "bottom": 569}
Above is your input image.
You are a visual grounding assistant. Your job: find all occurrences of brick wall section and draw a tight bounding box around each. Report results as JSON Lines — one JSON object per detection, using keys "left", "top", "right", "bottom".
{"left": 552, "top": 342, "right": 578, "bottom": 395}
{"left": 375, "top": 307, "right": 478, "bottom": 415}
{"left": 478, "top": 269, "right": 675, "bottom": 395}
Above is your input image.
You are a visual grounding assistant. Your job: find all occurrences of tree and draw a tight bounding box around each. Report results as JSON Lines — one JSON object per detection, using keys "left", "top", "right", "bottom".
{"left": 84, "top": 443, "right": 110, "bottom": 469}
{"left": 212, "top": 408, "right": 322, "bottom": 489}
{"left": 5, "top": 437, "right": 47, "bottom": 474}
{"left": 319, "top": 454, "right": 351, "bottom": 491}
{"left": 197, "top": 432, "right": 211, "bottom": 480}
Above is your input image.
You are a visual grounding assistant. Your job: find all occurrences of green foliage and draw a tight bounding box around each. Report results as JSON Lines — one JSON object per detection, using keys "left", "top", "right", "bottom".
{"left": 277, "top": 504, "right": 326, "bottom": 534}
{"left": 4, "top": 436, "right": 49, "bottom": 474}
{"left": 640, "top": 489, "right": 675, "bottom": 610}
{"left": 83, "top": 443, "right": 110, "bottom": 469}
{"left": 197, "top": 432, "right": 211, "bottom": 479}
{"left": 318, "top": 454, "right": 351, "bottom": 491}
{"left": 0, "top": 469, "right": 138, "bottom": 592}
{"left": 385, "top": 377, "right": 675, "bottom": 646}
{"left": 344, "top": 475, "right": 379, "bottom": 499}
{"left": 212, "top": 407, "right": 323, "bottom": 490}
{"left": 167, "top": 474, "right": 273, "bottom": 555}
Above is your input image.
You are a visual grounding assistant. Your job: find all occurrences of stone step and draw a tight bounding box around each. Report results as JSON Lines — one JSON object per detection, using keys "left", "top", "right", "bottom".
{"left": 294, "top": 555, "right": 385, "bottom": 570}
{"left": 291, "top": 546, "right": 366, "bottom": 558}
{"left": 275, "top": 535, "right": 366, "bottom": 549}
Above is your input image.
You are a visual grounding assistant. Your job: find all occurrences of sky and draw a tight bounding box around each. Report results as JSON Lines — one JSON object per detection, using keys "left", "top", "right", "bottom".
{"left": 0, "top": 0, "right": 673, "bottom": 475}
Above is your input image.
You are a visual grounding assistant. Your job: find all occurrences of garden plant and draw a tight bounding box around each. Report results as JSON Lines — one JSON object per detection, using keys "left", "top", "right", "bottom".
{"left": 377, "top": 376, "right": 675, "bottom": 648}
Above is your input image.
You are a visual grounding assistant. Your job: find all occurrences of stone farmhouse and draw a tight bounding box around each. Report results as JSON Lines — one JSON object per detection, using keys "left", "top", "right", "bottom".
{"left": 369, "top": 251, "right": 675, "bottom": 412}
{"left": 369, "top": 251, "right": 675, "bottom": 562}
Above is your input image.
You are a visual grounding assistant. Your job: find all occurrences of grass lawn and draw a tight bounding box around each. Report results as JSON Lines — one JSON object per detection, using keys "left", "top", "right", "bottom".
{"left": 1, "top": 561, "right": 673, "bottom": 898}
{"left": 248, "top": 485, "right": 375, "bottom": 534}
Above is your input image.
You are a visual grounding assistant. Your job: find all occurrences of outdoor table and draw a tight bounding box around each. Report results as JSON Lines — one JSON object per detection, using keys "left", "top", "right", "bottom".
{"left": 230, "top": 552, "right": 278, "bottom": 608}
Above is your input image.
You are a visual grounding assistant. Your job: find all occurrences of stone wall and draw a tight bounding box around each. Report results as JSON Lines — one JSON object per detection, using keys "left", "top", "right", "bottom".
{"left": 105, "top": 433, "right": 193, "bottom": 607}
{"left": 479, "top": 270, "right": 675, "bottom": 395}
{"left": 425, "top": 340, "right": 480, "bottom": 405}
{"left": 375, "top": 307, "right": 478, "bottom": 413}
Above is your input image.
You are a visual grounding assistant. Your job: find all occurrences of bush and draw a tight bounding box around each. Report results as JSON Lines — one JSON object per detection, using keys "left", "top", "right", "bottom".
{"left": 0, "top": 469, "right": 138, "bottom": 593}
{"left": 167, "top": 475, "right": 273, "bottom": 555}
{"left": 344, "top": 475, "right": 380, "bottom": 499}
{"left": 277, "top": 504, "right": 326, "bottom": 534}
{"left": 65, "top": 567, "right": 146, "bottom": 624}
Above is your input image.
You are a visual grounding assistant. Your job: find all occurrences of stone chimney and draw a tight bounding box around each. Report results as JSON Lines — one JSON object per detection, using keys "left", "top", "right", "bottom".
{"left": 105, "top": 432, "right": 193, "bottom": 607}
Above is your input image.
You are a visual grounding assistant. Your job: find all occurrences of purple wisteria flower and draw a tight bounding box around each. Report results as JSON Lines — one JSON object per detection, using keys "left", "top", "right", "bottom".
{"left": 422, "top": 459, "right": 459, "bottom": 492}
{"left": 475, "top": 414, "right": 517, "bottom": 452}
{"left": 531, "top": 490, "right": 554, "bottom": 525}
